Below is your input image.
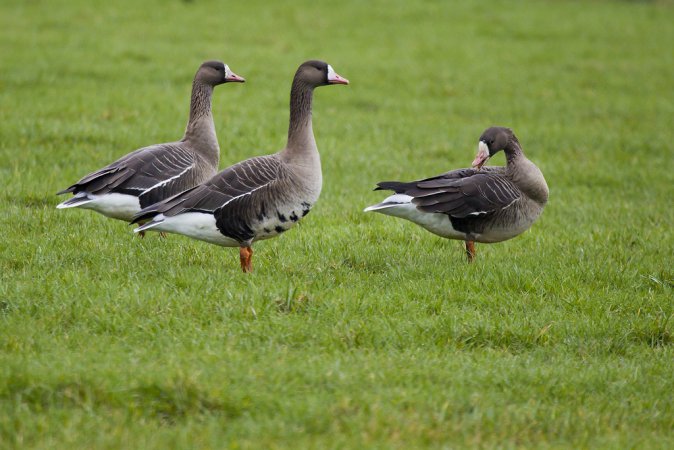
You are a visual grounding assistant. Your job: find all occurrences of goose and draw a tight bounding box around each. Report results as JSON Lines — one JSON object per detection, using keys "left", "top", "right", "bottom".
{"left": 364, "top": 127, "right": 548, "bottom": 261}
{"left": 131, "top": 60, "right": 349, "bottom": 272}
{"left": 56, "top": 61, "right": 245, "bottom": 235}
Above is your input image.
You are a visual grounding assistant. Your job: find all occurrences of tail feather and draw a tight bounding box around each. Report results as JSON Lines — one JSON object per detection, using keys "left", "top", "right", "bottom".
{"left": 132, "top": 185, "right": 198, "bottom": 224}
{"left": 56, "top": 186, "right": 76, "bottom": 196}
{"left": 132, "top": 198, "right": 173, "bottom": 225}
{"left": 363, "top": 203, "right": 391, "bottom": 212}
{"left": 364, "top": 194, "right": 414, "bottom": 212}
{"left": 374, "top": 181, "right": 415, "bottom": 193}
{"left": 131, "top": 208, "right": 161, "bottom": 225}
{"left": 56, "top": 194, "right": 92, "bottom": 209}
{"left": 134, "top": 217, "right": 164, "bottom": 233}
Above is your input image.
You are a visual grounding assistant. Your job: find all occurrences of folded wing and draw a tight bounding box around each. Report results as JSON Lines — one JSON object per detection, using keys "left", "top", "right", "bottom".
{"left": 132, "top": 155, "right": 282, "bottom": 227}
{"left": 57, "top": 144, "right": 200, "bottom": 208}
{"left": 376, "top": 167, "right": 519, "bottom": 218}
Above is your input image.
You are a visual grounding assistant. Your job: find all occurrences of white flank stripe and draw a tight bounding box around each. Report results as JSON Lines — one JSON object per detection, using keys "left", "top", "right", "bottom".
{"left": 501, "top": 197, "right": 519, "bottom": 210}
{"left": 219, "top": 181, "right": 272, "bottom": 209}
{"left": 143, "top": 164, "right": 194, "bottom": 194}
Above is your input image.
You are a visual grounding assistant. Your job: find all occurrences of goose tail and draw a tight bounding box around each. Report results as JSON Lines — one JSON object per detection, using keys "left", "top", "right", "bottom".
{"left": 364, "top": 194, "right": 414, "bottom": 212}
{"left": 56, "top": 193, "right": 93, "bottom": 209}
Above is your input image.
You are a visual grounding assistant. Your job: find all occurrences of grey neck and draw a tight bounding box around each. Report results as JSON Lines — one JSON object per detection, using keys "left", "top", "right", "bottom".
{"left": 282, "top": 79, "right": 317, "bottom": 163}
{"left": 187, "top": 80, "right": 214, "bottom": 125}
{"left": 504, "top": 135, "right": 524, "bottom": 166}
{"left": 505, "top": 136, "right": 549, "bottom": 204}
{"left": 182, "top": 80, "right": 219, "bottom": 165}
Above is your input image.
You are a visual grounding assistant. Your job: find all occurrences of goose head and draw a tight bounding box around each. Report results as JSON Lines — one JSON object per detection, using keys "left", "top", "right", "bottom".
{"left": 294, "top": 60, "right": 349, "bottom": 87}
{"left": 472, "top": 126, "right": 515, "bottom": 169}
{"left": 196, "top": 61, "right": 245, "bottom": 86}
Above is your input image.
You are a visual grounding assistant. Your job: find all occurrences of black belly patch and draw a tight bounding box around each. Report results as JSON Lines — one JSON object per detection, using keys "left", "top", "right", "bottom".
{"left": 449, "top": 215, "right": 487, "bottom": 235}
{"left": 300, "top": 202, "right": 312, "bottom": 217}
{"left": 289, "top": 211, "right": 299, "bottom": 222}
{"left": 275, "top": 225, "right": 285, "bottom": 234}
{"left": 277, "top": 212, "right": 287, "bottom": 222}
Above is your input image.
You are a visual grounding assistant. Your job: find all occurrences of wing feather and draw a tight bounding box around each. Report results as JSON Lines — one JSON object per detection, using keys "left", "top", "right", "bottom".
{"left": 374, "top": 167, "right": 519, "bottom": 219}
{"left": 132, "top": 155, "right": 283, "bottom": 232}
{"left": 57, "top": 144, "right": 201, "bottom": 205}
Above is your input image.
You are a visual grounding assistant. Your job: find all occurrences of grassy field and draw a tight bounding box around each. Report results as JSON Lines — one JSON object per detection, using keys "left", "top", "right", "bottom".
{"left": 1, "top": 0, "right": 673, "bottom": 448}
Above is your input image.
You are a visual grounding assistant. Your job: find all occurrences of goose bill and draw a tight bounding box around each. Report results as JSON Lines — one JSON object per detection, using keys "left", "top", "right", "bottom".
{"left": 327, "top": 65, "right": 349, "bottom": 85}
{"left": 472, "top": 141, "right": 490, "bottom": 170}
{"left": 224, "top": 65, "right": 245, "bottom": 82}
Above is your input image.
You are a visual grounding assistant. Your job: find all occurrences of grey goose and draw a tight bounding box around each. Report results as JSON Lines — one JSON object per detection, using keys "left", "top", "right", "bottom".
{"left": 132, "top": 60, "right": 349, "bottom": 272}
{"left": 56, "top": 61, "right": 245, "bottom": 233}
{"left": 365, "top": 127, "right": 548, "bottom": 261}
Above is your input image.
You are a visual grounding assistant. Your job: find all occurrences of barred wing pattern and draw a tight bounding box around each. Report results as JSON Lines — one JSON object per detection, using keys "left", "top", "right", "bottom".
{"left": 57, "top": 144, "right": 202, "bottom": 208}
{"left": 377, "top": 167, "right": 519, "bottom": 219}
{"left": 134, "top": 155, "right": 284, "bottom": 242}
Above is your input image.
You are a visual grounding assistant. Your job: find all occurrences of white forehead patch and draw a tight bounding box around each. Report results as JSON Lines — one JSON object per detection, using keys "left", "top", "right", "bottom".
{"left": 327, "top": 64, "right": 336, "bottom": 80}
{"left": 478, "top": 140, "right": 490, "bottom": 156}
{"left": 224, "top": 64, "right": 232, "bottom": 78}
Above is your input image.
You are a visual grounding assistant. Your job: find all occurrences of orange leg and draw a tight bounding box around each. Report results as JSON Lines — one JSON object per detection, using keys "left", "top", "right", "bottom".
{"left": 465, "top": 240, "right": 476, "bottom": 262}
{"left": 136, "top": 230, "right": 167, "bottom": 239}
{"left": 239, "top": 246, "right": 254, "bottom": 273}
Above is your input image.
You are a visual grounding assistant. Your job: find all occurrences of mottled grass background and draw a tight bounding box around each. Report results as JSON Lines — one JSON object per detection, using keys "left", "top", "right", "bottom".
{"left": 1, "top": 0, "right": 672, "bottom": 448}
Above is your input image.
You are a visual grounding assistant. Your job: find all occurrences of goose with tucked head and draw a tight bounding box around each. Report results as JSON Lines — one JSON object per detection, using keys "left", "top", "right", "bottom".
{"left": 365, "top": 127, "right": 548, "bottom": 261}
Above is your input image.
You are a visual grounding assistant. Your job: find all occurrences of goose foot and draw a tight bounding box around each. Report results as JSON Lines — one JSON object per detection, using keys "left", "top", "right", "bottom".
{"left": 465, "top": 241, "right": 476, "bottom": 262}
{"left": 136, "top": 230, "right": 166, "bottom": 239}
{"left": 239, "top": 246, "right": 254, "bottom": 273}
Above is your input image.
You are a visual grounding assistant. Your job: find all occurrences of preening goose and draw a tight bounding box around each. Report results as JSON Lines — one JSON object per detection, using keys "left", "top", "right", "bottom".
{"left": 132, "top": 60, "right": 349, "bottom": 272}
{"left": 364, "top": 127, "right": 548, "bottom": 261}
{"left": 56, "top": 61, "right": 245, "bottom": 233}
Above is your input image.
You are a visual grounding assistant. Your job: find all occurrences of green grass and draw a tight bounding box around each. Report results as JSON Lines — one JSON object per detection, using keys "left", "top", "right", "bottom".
{"left": 1, "top": 0, "right": 673, "bottom": 448}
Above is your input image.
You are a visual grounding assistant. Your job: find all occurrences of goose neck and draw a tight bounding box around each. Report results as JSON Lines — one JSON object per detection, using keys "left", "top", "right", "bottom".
{"left": 285, "top": 80, "right": 316, "bottom": 152}
{"left": 505, "top": 140, "right": 549, "bottom": 204}
{"left": 187, "top": 80, "right": 214, "bottom": 125}
{"left": 183, "top": 81, "right": 219, "bottom": 163}
{"left": 504, "top": 137, "right": 524, "bottom": 166}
